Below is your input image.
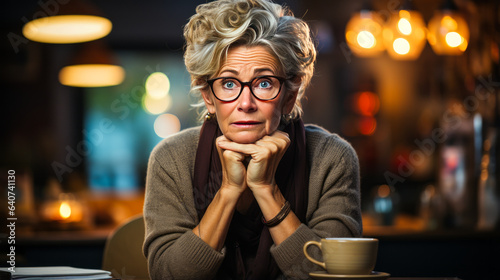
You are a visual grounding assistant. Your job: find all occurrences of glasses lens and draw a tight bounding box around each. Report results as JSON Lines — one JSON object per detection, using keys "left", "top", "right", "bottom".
{"left": 212, "top": 78, "right": 241, "bottom": 101}
{"left": 251, "top": 76, "right": 281, "bottom": 100}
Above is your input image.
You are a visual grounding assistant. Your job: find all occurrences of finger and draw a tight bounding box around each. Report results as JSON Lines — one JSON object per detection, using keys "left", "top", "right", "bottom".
{"left": 256, "top": 134, "right": 290, "bottom": 153}
{"left": 217, "top": 140, "right": 261, "bottom": 155}
{"left": 216, "top": 136, "right": 247, "bottom": 162}
{"left": 216, "top": 135, "right": 233, "bottom": 157}
{"left": 257, "top": 135, "right": 289, "bottom": 148}
{"left": 216, "top": 135, "right": 229, "bottom": 147}
{"left": 222, "top": 149, "right": 246, "bottom": 162}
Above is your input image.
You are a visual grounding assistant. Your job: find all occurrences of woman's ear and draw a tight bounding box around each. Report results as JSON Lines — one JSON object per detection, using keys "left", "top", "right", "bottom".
{"left": 201, "top": 86, "right": 216, "bottom": 114}
{"left": 283, "top": 90, "right": 298, "bottom": 115}
{"left": 283, "top": 77, "right": 301, "bottom": 114}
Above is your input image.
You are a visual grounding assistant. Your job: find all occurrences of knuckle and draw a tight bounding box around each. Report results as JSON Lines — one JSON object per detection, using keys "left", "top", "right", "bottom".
{"left": 222, "top": 151, "right": 233, "bottom": 160}
{"left": 262, "top": 149, "right": 272, "bottom": 158}
{"left": 269, "top": 145, "right": 279, "bottom": 154}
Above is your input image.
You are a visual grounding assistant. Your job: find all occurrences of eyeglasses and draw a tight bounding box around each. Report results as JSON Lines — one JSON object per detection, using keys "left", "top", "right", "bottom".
{"left": 207, "top": 75, "right": 286, "bottom": 102}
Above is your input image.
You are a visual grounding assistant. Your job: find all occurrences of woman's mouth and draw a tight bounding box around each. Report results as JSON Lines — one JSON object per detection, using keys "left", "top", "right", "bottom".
{"left": 232, "top": 121, "right": 262, "bottom": 128}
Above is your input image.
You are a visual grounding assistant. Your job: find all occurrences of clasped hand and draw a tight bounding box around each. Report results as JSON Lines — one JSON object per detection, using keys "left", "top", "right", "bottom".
{"left": 216, "top": 131, "right": 290, "bottom": 196}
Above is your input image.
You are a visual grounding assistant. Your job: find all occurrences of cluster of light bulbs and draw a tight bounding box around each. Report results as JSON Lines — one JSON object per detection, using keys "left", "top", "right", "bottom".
{"left": 345, "top": 1, "right": 469, "bottom": 60}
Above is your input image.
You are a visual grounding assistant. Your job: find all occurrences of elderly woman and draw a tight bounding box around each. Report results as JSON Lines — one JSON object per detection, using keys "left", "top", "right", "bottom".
{"left": 143, "top": 0, "right": 362, "bottom": 279}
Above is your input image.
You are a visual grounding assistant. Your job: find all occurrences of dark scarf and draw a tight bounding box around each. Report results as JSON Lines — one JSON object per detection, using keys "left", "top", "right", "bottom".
{"left": 193, "top": 117, "right": 308, "bottom": 280}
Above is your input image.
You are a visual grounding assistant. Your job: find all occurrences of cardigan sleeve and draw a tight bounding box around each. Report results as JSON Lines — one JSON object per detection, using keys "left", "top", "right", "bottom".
{"left": 142, "top": 131, "right": 226, "bottom": 280}
{"left": 270, "top": 127, "right": 362, "bottom": 279}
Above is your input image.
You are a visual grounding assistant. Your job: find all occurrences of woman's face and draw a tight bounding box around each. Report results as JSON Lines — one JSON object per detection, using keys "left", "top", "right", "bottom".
{"left": 202, "top": 45, "right": 296, "bottom": 144}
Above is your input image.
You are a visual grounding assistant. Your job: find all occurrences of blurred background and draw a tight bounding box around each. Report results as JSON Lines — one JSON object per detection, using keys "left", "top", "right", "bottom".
{"left": 0, "top": 0, "right": 499, "bottom": 279}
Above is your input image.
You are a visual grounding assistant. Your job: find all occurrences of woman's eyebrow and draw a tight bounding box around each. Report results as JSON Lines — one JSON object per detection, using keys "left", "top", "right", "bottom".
{"left": 218, "top": 68, "right": 276, "bottom": 77}
{"left": 219, "top": 69, "right": 239, "bottom": 76}
{"left": 254, "top": 68, "right": 276, "bottom": 75}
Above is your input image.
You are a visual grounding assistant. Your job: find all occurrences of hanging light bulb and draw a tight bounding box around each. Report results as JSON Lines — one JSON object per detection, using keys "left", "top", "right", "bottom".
{"left": 383, "top": 4, "right": 427, "bottom": 60}
{"left": 345, "top": 8, "right": 385, "bottom": 57}
{"left": 427, "top": 0, "right": 469, "bottom": 55}
{"left": 23, "top": 0, "right": 112, "bottom": 44}
{"left": 59, "top": 40, "right": 125, "bottom": 87}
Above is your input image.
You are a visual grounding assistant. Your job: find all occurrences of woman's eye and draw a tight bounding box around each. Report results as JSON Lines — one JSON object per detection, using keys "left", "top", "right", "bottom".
{"left": 258, "top": 81, "right": 271, "bottom": 88}
{"left": 223, "top": 81, "right": 236, "bottom": 89}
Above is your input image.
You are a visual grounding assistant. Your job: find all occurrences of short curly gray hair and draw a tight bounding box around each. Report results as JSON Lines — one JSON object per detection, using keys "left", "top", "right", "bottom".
{"left": 183, "top": 0, "right": 316, "bottom": 121}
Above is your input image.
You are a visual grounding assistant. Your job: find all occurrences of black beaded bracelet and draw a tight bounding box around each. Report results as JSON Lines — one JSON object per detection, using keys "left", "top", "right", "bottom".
{"left": 262, "top": 201, "right": 291, "bottom": 227}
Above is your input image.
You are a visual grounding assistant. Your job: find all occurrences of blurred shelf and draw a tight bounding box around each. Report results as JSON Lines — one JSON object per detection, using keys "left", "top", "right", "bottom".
{"left": 362, "top": 213, "right": 500, "bottom": 240}
{"left": 7, "top": 227, "right": 116, "bottom": 269}
{"left": 363, "top": 225, "right": 500, "bottom": 240}
{"left": 17, "top": 227, "right": 114, "bottom": 245}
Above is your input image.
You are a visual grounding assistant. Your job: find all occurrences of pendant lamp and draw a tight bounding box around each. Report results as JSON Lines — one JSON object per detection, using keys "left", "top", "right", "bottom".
{"left": 23, "top": 0, "right": 112, "bottom": 44}
{"left": 345, "top": 5, "right": 385, "bottom": 57}
{"left": 427, "top": 0, "right": 469, "bottom": 55}
{"left": 59, "top": 40, "right": 125, "bottom": 87}
{"left": 382, "top": 2, "right": 427, "bottom": 60}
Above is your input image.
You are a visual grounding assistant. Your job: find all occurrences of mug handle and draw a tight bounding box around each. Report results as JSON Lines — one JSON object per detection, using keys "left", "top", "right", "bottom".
{"left": 303, "top": 240, "right": 326, "bottom": 269}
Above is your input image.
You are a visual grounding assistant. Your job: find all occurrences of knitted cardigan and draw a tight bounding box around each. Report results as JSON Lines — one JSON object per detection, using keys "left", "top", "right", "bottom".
{"left": 143, "top": 124, "right": 362, "bottom": 280}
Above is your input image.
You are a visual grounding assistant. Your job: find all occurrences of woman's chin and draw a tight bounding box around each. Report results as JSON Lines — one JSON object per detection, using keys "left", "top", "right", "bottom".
{"left": 226, "top": 132, "right": 263, "bottom": 144}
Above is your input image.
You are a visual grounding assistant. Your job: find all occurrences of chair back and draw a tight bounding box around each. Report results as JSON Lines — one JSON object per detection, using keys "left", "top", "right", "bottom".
{"left": 102, "top": 214, "right": 149, "bottom": 280}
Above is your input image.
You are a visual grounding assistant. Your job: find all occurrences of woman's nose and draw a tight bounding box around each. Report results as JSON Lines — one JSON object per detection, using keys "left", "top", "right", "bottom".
{"left": 237, "top": 86, "right": 257, "bottom": 112}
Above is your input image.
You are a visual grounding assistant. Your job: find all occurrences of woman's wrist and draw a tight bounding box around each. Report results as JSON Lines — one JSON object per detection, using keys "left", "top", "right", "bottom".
{"left": 262, "top": 201, "right": 291, "bottom": 227}
{"left": 219, "top": 183, "right": 245, "bottom": 203}
{"left": 252, "top": 185, "right": 286, "bottom": 221}
{"left": 250, "top": 183, "right": 283, "bottom": 203}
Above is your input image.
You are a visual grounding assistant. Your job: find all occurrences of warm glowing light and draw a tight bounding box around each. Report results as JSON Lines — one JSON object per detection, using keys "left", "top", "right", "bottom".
{"left": 357, "top": 31, "right": 376, "bottom": 49}
{"left": 441, "top": 16, "right": 458, "bottom": 30}
{"left": 59, "top": 202, "right": 72, "bottom": 219}
{"left": 143, "top": 94, "right": 172, "bottom": 115}
{"left": 377, "top": 185, "right": 391, "bottom": 198}
{"left": 482, "top": 154, "right": 490, "bottom": 169}
{"left": 398, "top": 18, "right": 412, "bottom": 35}
{"left": 345, "top": 11, "right": 385, "bottom": 57}
{"left": 359, "top": 117, "right": 377, "bottom": 135}
{"left": 23, "top": 15, "right": 112, "bottom": 44}
{"left": 146, "top": 72, "right": 170, "bottom": 99}
{"left": 445, "top": 32, "right": 462, "bottom": 47}
{"left": 399, "top": 10, "right": 411, "bottom": 19}
{"left": 393, "top": 38, "right": 410, "bottom": 55}
{"left": 59, "top": 64, "right": 125, "bottom": 87}
{"left": 428, "top": 11, "right": 469, "bottom": 55}
{"left": 355, "top": 91, "right": 380, "bottom": 116}
{"left": 383, "top": 10, "right": 426, "bottom": 60}
{"left": 459, "top": 40, "right": 468, "bottom": 52}
{"left": 154, "top": 114, "right": 181, "bottom": 138}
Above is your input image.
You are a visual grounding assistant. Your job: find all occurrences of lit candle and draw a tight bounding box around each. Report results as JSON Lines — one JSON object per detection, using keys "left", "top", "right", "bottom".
{"left": 41, "top": 194, "right": 84, "bottom": 223}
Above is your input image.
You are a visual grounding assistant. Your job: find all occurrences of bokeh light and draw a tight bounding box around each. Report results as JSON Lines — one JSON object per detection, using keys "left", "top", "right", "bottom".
{"left": 345, "top": 11, "right": 385, "bottom": 57}
{"left": 59, "top": 202, "right": 72, "bottom": 219}
{"left": 398, "top": 18, "right": 412, "bottom": 35}
{"left": 154, "top": 114, "right": 181, "bottom": 138}
{"left": 357, "top": 31, "right": 376, "bottom": 49}
{"left": 353, "top": 91, "right": 380, "bottom": 116}
{"left": 359, "top": 116, "right": 377, "bottom": 135}
{"left": 393, "top": 38, "right": 411, "bottom": 55}
{"left": 146, "top": 72, "right": 170, "bottom": 99}
{"left": 377, "top": 185, "right": 391, "bottom": 198}
{"left": 59, "top": 64, "right": 125, "bottom": 87}
{"left": 427, "top": 11, "right": 469, "bottom": 55}
{"left": 23, "top": 15, "right": 112, "bottom": 44}
{"left": 445, "top": 32, "right": 462, "bottom": 48}
{"left": 383, "top": 9, "right": 426, "bottom": 60}
{"left": 143, "top": 94, "right": 172, "bottom": 115}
